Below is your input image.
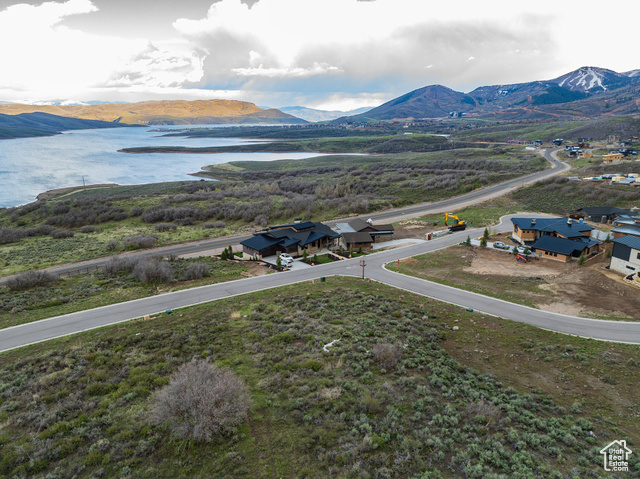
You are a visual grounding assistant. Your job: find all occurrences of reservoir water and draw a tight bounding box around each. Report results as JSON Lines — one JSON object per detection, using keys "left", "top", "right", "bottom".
{"left": 0, "top": 125, "right": 332, "bottom": 208}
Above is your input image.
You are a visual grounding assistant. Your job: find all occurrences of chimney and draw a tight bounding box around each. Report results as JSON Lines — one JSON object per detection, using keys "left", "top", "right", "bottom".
{"left": 531, "top": 218, "right": 536, "bottom": 226}
{"left": 567, "top": 218, "right": 572, "bottom": 226}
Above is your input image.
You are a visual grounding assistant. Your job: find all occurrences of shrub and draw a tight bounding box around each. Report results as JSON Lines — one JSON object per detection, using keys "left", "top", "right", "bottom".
{"left": 154, "top": 223, "right": 177, "bottom": 232}
{"left": 6, "top": 270, "right": 58, "bottom": 291}
{"left": 123, "top": 234, "right": 158, "bottom": 250}
{"left": 372, "top": 343, "right": 402, "bottom": 369}
{"left": 133, "top": 258, "right": 174, "bottom": 283}
{"left": 185, "top": 262, "right": 211, "bottom": 280}
{"left": 152, "top": 360, "right": 251, "bottom": 442}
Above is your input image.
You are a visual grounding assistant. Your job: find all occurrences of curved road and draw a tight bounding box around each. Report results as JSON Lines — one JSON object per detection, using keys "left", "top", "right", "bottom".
{"left": 8, "top": 148, "right": 632, "bottom": 352}
{"left": 1, "top": 148, "right": 568, "bottom": 281}
{"left": 2, "top": 213, "right": 640, "bottom": 353}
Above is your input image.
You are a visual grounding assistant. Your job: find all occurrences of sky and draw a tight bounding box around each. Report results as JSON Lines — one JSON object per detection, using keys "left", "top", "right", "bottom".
{"left": 0, "top": 0, "right": 638, "bottom": 111}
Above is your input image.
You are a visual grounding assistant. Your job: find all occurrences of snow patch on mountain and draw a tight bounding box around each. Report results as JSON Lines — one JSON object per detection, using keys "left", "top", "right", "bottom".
{"left": 557, "top": 67, "right": 608, "bottom": 91}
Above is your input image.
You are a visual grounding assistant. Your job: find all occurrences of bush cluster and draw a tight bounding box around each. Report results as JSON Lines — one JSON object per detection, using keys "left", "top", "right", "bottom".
{"left": 152, "top": 360, "right": 252, "bottom": 442}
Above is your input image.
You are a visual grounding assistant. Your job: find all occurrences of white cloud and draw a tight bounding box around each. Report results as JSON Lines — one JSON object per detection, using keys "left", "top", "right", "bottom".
{"left": 0, "top": 0, "right": 202, "bottom": 100}
{"left": 232, "top": 63, "right": 341, "bottom": 78}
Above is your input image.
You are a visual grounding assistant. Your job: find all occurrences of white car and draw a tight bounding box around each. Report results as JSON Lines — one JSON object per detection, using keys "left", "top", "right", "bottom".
{"left": 279, "top": 253, "right": 294, "bottom": 265}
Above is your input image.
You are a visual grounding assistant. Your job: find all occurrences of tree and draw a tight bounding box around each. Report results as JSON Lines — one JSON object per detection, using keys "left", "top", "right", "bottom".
{"left": 227, "top": 245, "right": 234, "bottom": 259}
{"left": 276, "top": 255, "right": 282, "bottom": 270}
{"left": 483, "top": 228, "right": 490, "bottom": 242}
{"left": 152, "top": 360, "right": 252, "bottom": 443}
{"left": 220, "top": 248, "right": 228, "bottom": 261}
{"left": 480, "top": 237, "right": 487, "bottom": 248}
{"left": 465, "top": 235, "right": 471, "bottom": 246}
{"left": 512, "top": 245, "right": 519, "bottom": 255}
{"left": 577, "top": 252, "right": 586, "bottom": 266}
{"left": 302, "top": 249, "right": 308, "bottom": 261}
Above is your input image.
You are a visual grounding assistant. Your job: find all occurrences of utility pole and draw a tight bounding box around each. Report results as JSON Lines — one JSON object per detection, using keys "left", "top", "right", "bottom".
{"left": 82, "top": 175, "right": 86, "bottom": 190}
{"left": 360, "top": 259, "right": 366, "bottom": 279}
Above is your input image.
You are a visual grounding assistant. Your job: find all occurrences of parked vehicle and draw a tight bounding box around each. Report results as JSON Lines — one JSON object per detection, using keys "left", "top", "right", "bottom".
{"left": 493, "top": 241, "right": 508, "bottom": 250}
{"left": 279, "top": 253, "right": 294, "bottom": 265}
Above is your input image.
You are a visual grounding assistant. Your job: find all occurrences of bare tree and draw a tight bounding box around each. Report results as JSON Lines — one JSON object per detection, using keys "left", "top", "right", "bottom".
{"left": 152, "top": 360, "right": 252, "bottom": 443}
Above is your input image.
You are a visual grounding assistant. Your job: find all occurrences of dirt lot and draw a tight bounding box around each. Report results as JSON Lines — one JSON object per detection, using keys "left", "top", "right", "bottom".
{"left": 463, "top": 245, "right": 640, "bottom": 319}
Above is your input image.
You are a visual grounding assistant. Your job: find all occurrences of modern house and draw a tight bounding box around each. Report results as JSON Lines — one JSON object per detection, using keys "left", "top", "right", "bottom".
{"left": 575, "top": 206, "right": 632, "bottom": 223}
{"left": 240, "top": 221, "right": 340, "bottom": 260}
{"left": 511, "top": 217, "right": 594, "bottom": 245}
{"left": 530, "top": 235, "right": 601, "bottom": 262}
{"left": 610, "top": 235, "right": 640, "bottom": 277}
{"left": 511, "top": 217, "right": 600, "bottom": 262}
{"left": 335, "top": 218, "right": 394, "bottom": 250}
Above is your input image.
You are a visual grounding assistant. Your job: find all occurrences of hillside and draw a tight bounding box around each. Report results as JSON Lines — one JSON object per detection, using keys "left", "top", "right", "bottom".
{"left": 338, "top": 66, "right": 640, "bottom": 122}
{"left": 0, "top": 100, "right": 306, "bottom": 126}
{"left": 0, "top": 112, "right": 131, "bottom": 139}
{"left": 0, "top": 279, "right": 638, "bottom": 478}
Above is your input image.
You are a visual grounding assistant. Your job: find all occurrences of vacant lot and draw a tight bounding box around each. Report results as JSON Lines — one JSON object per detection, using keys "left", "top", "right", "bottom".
{"left": 397, "top": 242, "right": 640, "bottom": 320}
{"left": 0, "top": 278, "right": 638, "bottom": 478}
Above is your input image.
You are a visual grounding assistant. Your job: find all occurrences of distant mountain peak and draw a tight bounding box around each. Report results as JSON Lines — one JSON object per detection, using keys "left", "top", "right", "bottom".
{"left": 551, "top": 66, "right": 629, "bottom": 92}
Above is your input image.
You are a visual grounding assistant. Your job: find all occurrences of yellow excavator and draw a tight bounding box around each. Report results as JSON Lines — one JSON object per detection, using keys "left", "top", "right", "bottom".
{"left": 445, "top": 213, "right": 467, "bottom": 231}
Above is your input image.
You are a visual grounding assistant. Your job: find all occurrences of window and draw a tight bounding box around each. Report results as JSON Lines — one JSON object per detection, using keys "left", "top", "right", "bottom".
{"left": 637, "top": 252, "right": 640, "bottom": 260}
{"left": 514, "top": 225, "right": 519, "bottom": 233}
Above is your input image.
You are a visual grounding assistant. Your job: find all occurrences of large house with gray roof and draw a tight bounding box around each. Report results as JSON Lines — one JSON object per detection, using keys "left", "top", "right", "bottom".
{"left": 335, "top": 218, "right": 394, "bottom": 251}
{"left": 511, "top": 217, "right": 601, "bottom": 262}
{"left": 240, "top": 221, "right": 340, "bottom": 260}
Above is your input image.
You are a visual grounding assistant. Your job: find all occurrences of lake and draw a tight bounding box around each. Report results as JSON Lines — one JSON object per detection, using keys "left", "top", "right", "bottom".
{"left": 0, "top": 125, "right": 333, "bottom": 208}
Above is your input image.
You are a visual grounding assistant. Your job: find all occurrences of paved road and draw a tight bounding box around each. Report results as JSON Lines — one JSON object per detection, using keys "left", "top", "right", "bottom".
{"left": 0, "top": 148, "right": 567, "bottom": 282}
{"left": 3, "top": 213, "right": 640, "bottom": 353}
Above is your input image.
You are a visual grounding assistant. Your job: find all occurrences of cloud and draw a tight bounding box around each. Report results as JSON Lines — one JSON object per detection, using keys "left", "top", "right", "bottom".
{"left": 174, "top": 0, "right": 562, "bottom": 102}
{"left": 0, "top": 0, "right": 202, "bottom": 99}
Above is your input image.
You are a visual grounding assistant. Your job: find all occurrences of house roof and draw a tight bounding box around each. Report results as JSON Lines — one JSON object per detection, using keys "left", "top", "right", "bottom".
{"left": 240, "top": 235, "right": 283, "bottom": 252}
{"left": 613, "top": 217, "right": 640, "bottom": 226}
{"left": 511, "top": 217, "right": 593, "bottom": 238}
{"left": 612, "top": 225, "right": 640, "bottom": 237}
{"left": 348, "top": 218, "right": 395, "bottom": 233}
{"left": 267, "top": 221, "right": 316, "bottom": 231}
{"left": 241, "top": 221, "right": 339, "bottom": 252}
{"left": 342, "top": 232, "right": 374, "bottom": 244}
{"left": 531, "top": 235, "right": 598, "bottom": 256}
{"left": 613, "top": 235, "right": 640, "bottom": 250}
{"left": 577, "top": 206, "right": 631, "bottom": 216}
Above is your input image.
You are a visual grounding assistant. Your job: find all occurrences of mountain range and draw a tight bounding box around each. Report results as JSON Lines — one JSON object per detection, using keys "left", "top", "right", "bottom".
{"left": 338, "top": 66, "right": 640, "bottom": 122}
{"left": 0, "top": 100, "right": 305, "bottom": 126}
{"left": 278, "top": 106, "right": 374, "bottom": 122}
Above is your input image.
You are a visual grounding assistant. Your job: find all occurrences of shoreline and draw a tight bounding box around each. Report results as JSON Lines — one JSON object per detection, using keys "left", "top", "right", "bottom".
{"left": 36, "top": 183, "right": 119, "bottom": 202}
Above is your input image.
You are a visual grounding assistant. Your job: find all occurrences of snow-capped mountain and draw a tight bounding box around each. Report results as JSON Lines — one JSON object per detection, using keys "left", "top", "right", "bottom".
{"left": 550, "top": 66, "right": 632, "bottom": 92}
